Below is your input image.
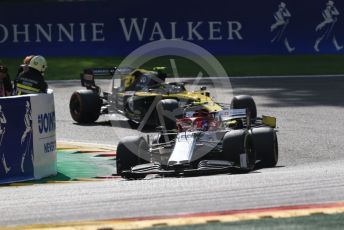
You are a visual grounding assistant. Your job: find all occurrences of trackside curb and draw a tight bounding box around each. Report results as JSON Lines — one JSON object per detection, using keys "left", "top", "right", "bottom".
{"left": 57, "top": 141, "right": 116, "bottom": 152}
{"left": 5, "top": 202, "right": 344, "bottom": 230}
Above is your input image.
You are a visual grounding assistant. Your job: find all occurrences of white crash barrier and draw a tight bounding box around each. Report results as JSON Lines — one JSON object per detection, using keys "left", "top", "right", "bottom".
{"left": 0, "top": 90, "right": 57, "bottom": 184}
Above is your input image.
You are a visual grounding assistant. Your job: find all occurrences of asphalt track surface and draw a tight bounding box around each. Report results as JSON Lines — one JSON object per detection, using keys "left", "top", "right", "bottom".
{"left": 1, "top": 76, "right": 344, "bottom": 227}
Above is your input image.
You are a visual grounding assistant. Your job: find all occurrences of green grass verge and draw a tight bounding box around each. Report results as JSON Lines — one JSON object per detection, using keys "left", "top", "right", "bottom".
{"left": 1, "top": 55, "right": 344, "bottom": 80}
{"left": 147, "top": 213, "right": 344, "bottom": 230}
{"left": 55, "top": 150, "right": 115, "bottom": 179}
{"left": 31, "top": 150, "right": 115, "bottom": 183}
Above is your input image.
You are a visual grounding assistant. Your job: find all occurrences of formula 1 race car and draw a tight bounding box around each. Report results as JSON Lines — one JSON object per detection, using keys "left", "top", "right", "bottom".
{"left": 116, "top": 95, "right": 278, "bottom": 179}
{"left": 69, "top": 67, "right": 222, "bottom": 129}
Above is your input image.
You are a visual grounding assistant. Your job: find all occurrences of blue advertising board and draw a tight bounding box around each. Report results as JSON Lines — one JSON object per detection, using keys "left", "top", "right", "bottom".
{"left": 0, "top": 92, "right": 57, "bottom": 184}
{"left": 0, "top": 0, "right": 343, "bottom": 57}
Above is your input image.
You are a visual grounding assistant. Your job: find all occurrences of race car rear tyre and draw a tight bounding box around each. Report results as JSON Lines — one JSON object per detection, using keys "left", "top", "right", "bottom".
{"left": 156, "top": 99, "right": 180, "bottom": 131}
{"left": 69, "top": 90, "right": 102, "bottom": 123}
{"left": 223, "top": 130, "right": 256, "bottom": 172}
{"left": 116, "top": 136, "right": 150, "bottom": 179}
{"left": 252, "top": 127, "right": 278, "bottom": 167}
{"left": 230, "top": 95, "right": 257, "bottom": 121}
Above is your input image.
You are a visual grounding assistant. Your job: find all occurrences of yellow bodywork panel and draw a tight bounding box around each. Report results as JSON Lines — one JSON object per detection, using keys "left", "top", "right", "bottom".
{"left": 123, "top": 75, "right": 135, "bottom": 89}
{"left": 134, "top": 90, "right": 223, "bottom": 112}
{"left": 262, "top": 115, "right": 277, "bottom": 128}
{"left": 116, "top": 67, "right": 223, "bottom": 113}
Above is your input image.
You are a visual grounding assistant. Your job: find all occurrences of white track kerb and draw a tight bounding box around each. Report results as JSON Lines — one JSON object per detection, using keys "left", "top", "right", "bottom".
{"left": 0, "top": 90, "right": 57, "bottom": 184}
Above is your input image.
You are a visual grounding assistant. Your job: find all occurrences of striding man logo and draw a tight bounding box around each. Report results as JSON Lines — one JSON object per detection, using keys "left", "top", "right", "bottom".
{"left": 314, "top": 0, "right": 343, "bottom": 52}
{"left": 0, "top": 105, "right": 11, "bottom": 175}
{"left": 20, "top": 101, "right": 33, "bottom": 173}
{"left": 270, "top": 2, "right": 295, "bottom": 53}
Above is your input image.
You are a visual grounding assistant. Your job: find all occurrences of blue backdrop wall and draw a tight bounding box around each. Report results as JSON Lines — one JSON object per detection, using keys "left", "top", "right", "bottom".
{"left": 0, "top": 0, "right": 343, "bottom": 57}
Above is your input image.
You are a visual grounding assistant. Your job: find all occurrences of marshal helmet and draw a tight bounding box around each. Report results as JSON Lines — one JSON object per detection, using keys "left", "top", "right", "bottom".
{"left": 28, "top": 55, "right": 47, "bottom": 75}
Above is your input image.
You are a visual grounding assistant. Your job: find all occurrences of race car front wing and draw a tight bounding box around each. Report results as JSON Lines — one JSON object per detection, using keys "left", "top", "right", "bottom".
{"left": 120, "top": 159, "right": 249, "bottom": 178}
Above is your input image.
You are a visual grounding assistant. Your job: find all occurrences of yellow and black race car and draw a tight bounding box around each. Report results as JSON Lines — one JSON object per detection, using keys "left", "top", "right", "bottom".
{"left": 69, "top": 66, "right": 226, "bottom": 129}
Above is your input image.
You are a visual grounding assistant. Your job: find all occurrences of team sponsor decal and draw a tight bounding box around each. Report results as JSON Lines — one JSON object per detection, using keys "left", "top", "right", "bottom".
{"left": 38, "top": 111, "right": 56, "bottom": 154}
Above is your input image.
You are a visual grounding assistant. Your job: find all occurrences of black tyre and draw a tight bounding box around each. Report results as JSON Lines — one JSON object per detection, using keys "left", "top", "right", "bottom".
{"left": 156, "top": 99, "right": 180, "bottom": 131}
{"left": 116, "top": 136, "right": 149, "bottom": 179}
{"left": 222, "top": 130, "right": 256, "bottom": 171}
{"left": 69, "top": 90, "right": 102, "bottom": 123}
{"left": 230, "top": 95, "right": 257, "bottom": 121}
{"left": 252, "top": 127, "right": 278, "bottom": 167}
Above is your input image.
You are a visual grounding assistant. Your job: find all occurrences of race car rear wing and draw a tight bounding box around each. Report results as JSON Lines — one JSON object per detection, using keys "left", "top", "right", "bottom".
{"left": 80, "top": 67, "right": 116, "bottom": 88}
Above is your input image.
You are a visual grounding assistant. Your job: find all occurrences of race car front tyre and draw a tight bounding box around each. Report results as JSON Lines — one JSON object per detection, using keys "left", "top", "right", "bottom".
{"left": 222, "top": 130, "right": 256, "bottom": 172}
{"left": 116, "top": 136, "right": 150, "bottom": 179}
{"left": 230, "top": 95, "right": 257, "bottom": 121}
{"left": 252, "top": 127, "right": 278, "bottom": 167}
{"left": 69, "top": 90, "right": 102, "bottom": 123}
{"left": 156, "top": 99, "right": 180, "bottom": 131}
